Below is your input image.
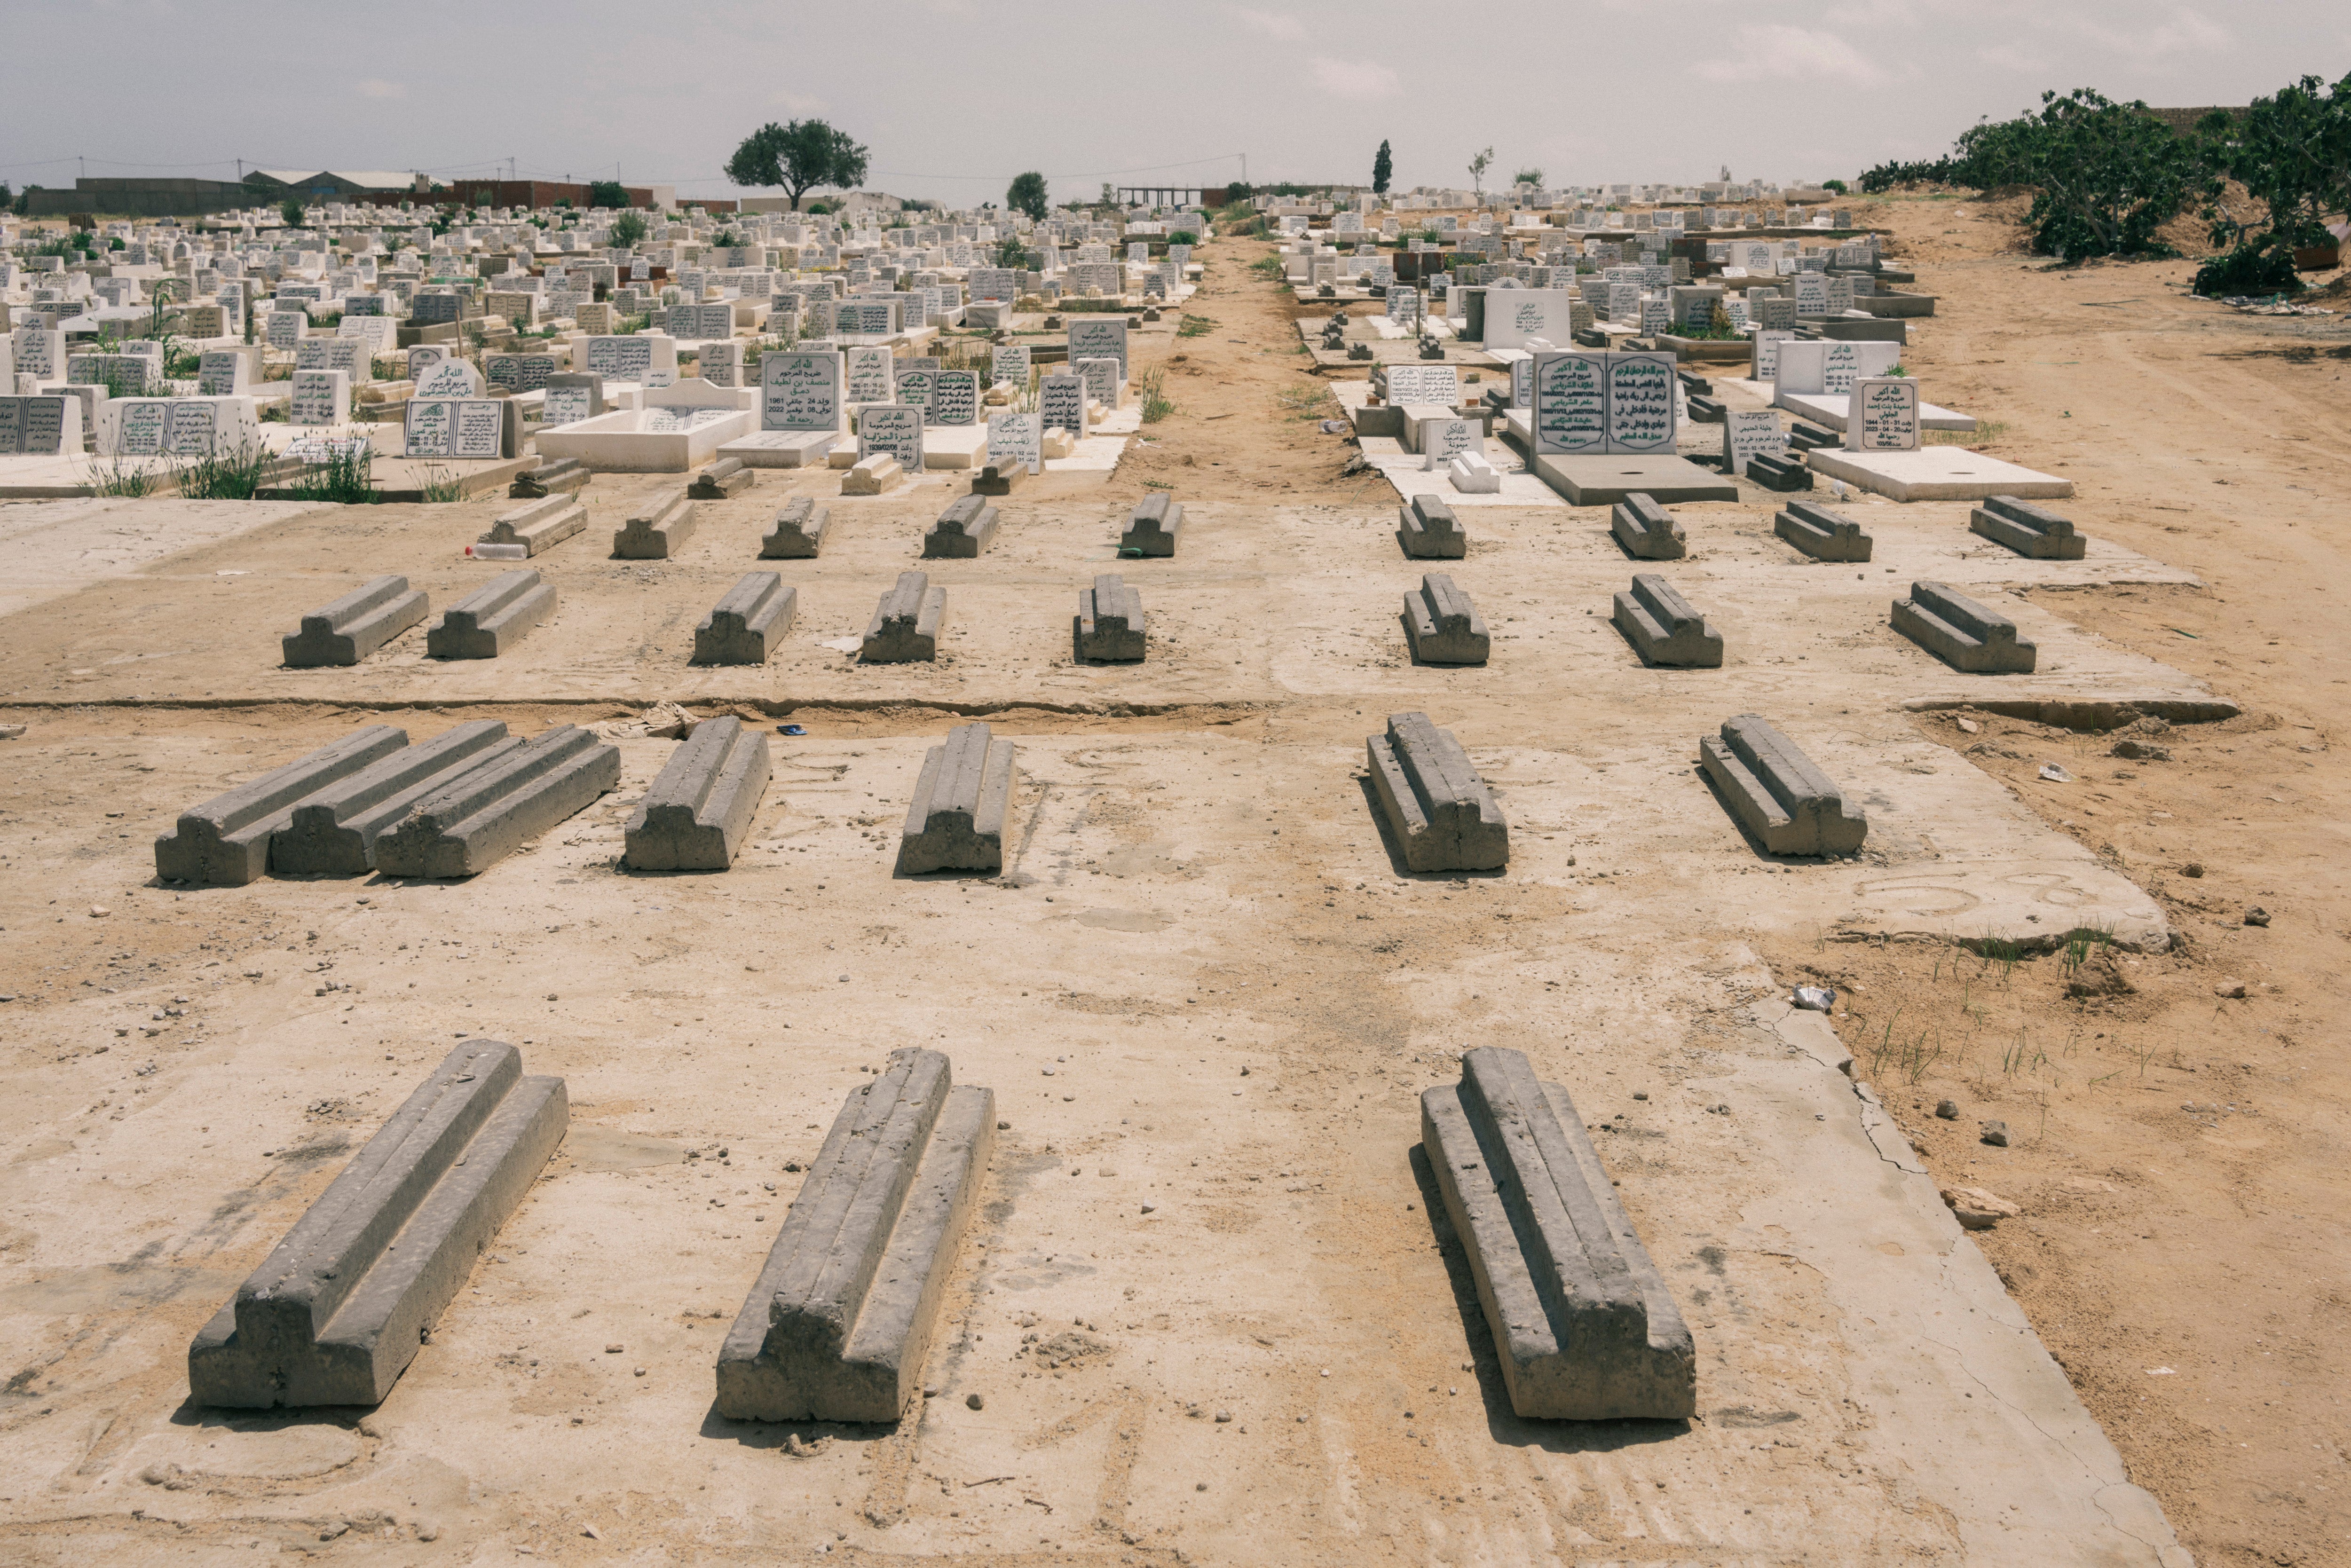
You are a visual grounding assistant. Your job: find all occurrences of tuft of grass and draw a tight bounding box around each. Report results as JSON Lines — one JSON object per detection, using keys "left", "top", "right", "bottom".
{"left": 287, "top": 444, "right": 379, "bottom": 504}
{"left": 1248, "top": 255, "right": 1286, "bottom": 281}
{"left": 175, "top": 441, "right": 273, "bottom": 501}
{"left": 1137, "top": 367, "right": 1174, "bottom": 424}
{"left": 1927, "top": 418, "right": 2010, "bottom": 447}
{"left": 1177, "top": 314, "right": 1218, "bottom": 338}
{"left": 87, "top": 456, "right": 161, "bottom": 498}
{"left": 418, "top": 465, "right": 465, "bottom": 504}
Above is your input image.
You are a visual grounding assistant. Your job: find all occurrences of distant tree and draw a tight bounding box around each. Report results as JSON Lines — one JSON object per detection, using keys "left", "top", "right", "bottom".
{"left": 608, "top": 209, "right": 649, "bottom": 248}
{"left": 1823, "top": 178, "right": 1848, "bottom": 194}
{"left": 11, "top": 184, "right": 35, "bottom": 217}
{"left": 1007, "top": 171, "right": 1049, "bottom": 221}
{"left": 1468, "top": 147, "right": 1493, "bottom": 201}
{"left": 1372, "top": 141, "right": 1392, "bottom": 195}
{"left": 587, "top": 179, "right": 630, "bottom": 209}
{"left": 1514, "top": 167, "right": 1543, "bottom": 187}
{"left": 279, "top": 198, "right": 306, "bottom": 228}
{"left": 724, "top": 119, "right": 871, "bottom": 211}
{"left": 0, "top": 182, "right": 12, "bottom": 211}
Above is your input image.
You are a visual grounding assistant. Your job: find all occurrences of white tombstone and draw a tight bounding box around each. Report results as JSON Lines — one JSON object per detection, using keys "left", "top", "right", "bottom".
{"left": 761, "top": 349, "right": 845, "bottom": 431}
{"left": 413, "top": 360, "right": 486, "bottom": 399}
{"left": 1721, "top": 408, "right": 1786, "bottom": 475}
{"left": 1421, "top": 417, "right": 1482, "bottom": 471}
{"left": 1846, "top": 377, "right": 1921, "bottom": 452}
{"left": 857, "top": 403, "right": 924, "bottom": 470}
{"left": 1038, "top": 372, "right": 1088, "bottom": 436}
{"left": 844, "top": 346, "right": 895, "bottom": 403}
{"left": 582, "top": 333, "right": 678, "bottom": 388}
{"left": 986, "top": 410, "right": 1041, "bottom": 474}
{"left": 1066, "top": 317, "right": 1128, "bottom": 379}
{"left": 289, "top": 369, "right": 352, "bottom": 426}
{"left": 196, "top": 351, "right": 252, "bottom": 398}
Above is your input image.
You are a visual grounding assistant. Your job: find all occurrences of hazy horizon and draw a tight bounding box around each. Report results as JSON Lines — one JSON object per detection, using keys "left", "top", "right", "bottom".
{"left": 4, "top": 0, "right": 2344, "bottom": 210}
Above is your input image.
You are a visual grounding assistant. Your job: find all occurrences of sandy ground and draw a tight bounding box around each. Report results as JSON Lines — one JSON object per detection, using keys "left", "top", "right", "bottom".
{"left": 0, "top": 209, "right": 2340, "bottom": 1567}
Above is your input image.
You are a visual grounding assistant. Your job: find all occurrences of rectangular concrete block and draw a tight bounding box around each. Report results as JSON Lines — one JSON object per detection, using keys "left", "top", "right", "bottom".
{"left": 613, "top": 492, "right": 699, "bottom": 559}
{"left": 1404, "top": 573, "right": 1489, "bottom": 665}
{"left": 1449, "top": 452, "right": 1502, "bottom": 494}
{"left": 715, "top": 1048, "right": 994, "bottom": 1423}
{"left": 188, "top": 1040, "right": 568, "bottom": 1408}
{"left": 1699, "top": 712, "right": 1868, "bottom": 856}
{"left": 281, "top": 575, "right": 429, "bottom": 668}
{"left": 373, "top": 725, "right": 620, "bottom": 878}
{"left": 156, "top": 725, "right": 410, "bottom": 886}
{"left": 862, "top": 571, "right": 945, "bottom": 663}
{"left": 1366, "top": 711, "right": 1508, "bottom": 872}
{"left": 762, "top": 496, "right": 831, "bottom": 559}
{"left": 481, "top": 496, "right": 586, "bottom": 557}
{"left": 693, "top": 572, "right": 797, "bottom": 666}
{"left": 1609, "top": 493, "right": 1687, "bottom": 560}
{"left": 272, "top": 720, "right": 520, "bottom": 875}
{"left": 898, "top": 722, "right": 1016, "bottom": 874}
{"left": 1774, "top": 498, "right": 1872, "bottom": 562}
{"left": 1747, "top": 450, "right": 1812, "bottom": 492}
{"left": 971, "top": 462, "right": 1026, "bottom": 496}
{"left": 923, "top": 495, "right": 999, "bottom": 559}
{"left": 1892, "top": 580, "right": 2037, "bottom": 674}
{"left": 1120, "top": 492, "right": 1184, "bottom": 556}
{"left": 688, "top": 456, "right": 753, "bottom": 500}
{"left": 508, "top": 457, "right": 587, "bottom": 499}
{"left": 1613, "top": 573, "right": 1723, "bottom": 668}
{"left": 1076, "top": 573, "right": 1145, "bottom": 662}
{"left": 1396, "top": 493, "right": 1465, "bottom": 559}
{"left": 1421, "top": 1047, "right": 1696, "bottom": 1421}
{"left": 427, "top": 569, "right": 555, "bottom": 659}
{"left": 623, "top": 716, "right": 772, "bottom": 871}
{"left": 842, "top": 454, "right": 902, "bottom": 495}
{"left": 1970, "top": 494, "right": 2085, "bottom": 560}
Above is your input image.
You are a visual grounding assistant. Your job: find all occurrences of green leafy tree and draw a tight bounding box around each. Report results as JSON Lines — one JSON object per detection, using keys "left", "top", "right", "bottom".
{"left": 1514, "top": 167, "right": 1543, "bottom": 187}
{"left": 608, "top": 209, "right": 649, "bottom": 248}
{"left": 724, "top": 119, "right": 871, "bottom": 211}
{"left": 2198, "top": 74, "right": 2351, "bottom": 247}
{"left": 279, "top": 198, "right": 306, "bottom": 228}
{"left": 1007, "top": 171, "right": 1049, "bottom": 221}
{"left": 1862, "top": 89, "right": 2211, "bottom": 261}
{"left": 588, "top": 179, "right": 629, "bottom": 209}
{"left": 1372, "top": 140, "right": 1392, "bottom": 196}
{"left": 1467, "top": 146, "right": 1493, "bottom": 201}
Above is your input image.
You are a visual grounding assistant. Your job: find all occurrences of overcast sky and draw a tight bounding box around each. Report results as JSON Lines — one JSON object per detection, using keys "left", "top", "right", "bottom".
{"left": 4, "top": 0, "right": 2344, "bottom": 207}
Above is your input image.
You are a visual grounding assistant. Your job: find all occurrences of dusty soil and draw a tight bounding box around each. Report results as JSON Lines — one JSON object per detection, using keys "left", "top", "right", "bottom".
{"left": 0, "top": 209, "right": 2342, "bottom": 1567}
{"left": 1766, "top": 189, "right": 2351, "bottom": 1568}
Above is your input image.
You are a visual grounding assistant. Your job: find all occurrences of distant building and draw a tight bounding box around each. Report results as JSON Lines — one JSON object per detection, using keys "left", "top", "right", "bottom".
{"left": 2142, "top": 106, "right": 2242, "bottom": 137}
{"left": 244, "top": 169, "right": 430, "bottom": 200}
